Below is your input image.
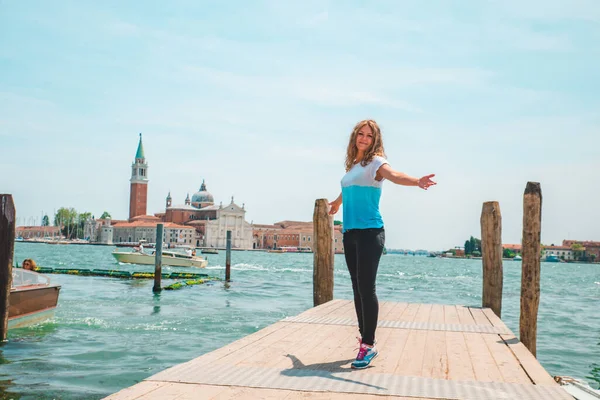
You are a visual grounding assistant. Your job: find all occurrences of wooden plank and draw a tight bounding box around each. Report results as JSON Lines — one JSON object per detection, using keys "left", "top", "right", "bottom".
{"left": 469, "top": 307, "right": 492, "bottom": 326}
{"left": 464, "top": 332, "right": 503, "bottom": 382}
{"left": 394, "top": 329, "right": 427, "bottom": 377}
{"left": 427, "top": 303, "right": 445, "bottom": 325}
{"left": 104, "top": 381, "right": 167, "bottom": 400}
{"left": 135, "top": 382, "right": 226, "bottom": 399}
{"left": 422, "top": 303, "right": 449, "bottom": 379}
{"left": 443, "top": 305, "right": 460, "bottom": 324}
{"left": 456, "top": 305, "right": 475, "bottom": 325}
{"left": 499, "top": 333, "right": 556, "bottom": 385}
{"left": 385, "top": 302, "right": 409, "bottom": 321}
{"left": 264, "top": 323, "right": 342, "bottom": 369}
{"left": 445, "top": 331, "right": 476, "bottom": 381}
{"left": 211, "top": 385, "right": 293, "bottom": 400}
{"left": 300, "top": 299, "right": 347, "bottom": 318}
{"left": 421, "top": 329, "right": 448, "bottom": 379}
{"left": 399, "top": 303, "right": 420, "bottom": 322}
{"left": 481, "top": 307, "right": 512, "bottom": 332}
{"left": 413, "top": 303, "right": 432, "bottom": 323}
{"left": 375, "top": 327, "right": 411, "bottom": 374}
{"left": 481, "top": 333, "right": 531, "bottom": 384}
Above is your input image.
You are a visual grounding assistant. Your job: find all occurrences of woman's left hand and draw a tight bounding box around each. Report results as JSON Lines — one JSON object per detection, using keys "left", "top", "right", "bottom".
{"left": 418, "top": 174, "right": 436, "bottom": 190}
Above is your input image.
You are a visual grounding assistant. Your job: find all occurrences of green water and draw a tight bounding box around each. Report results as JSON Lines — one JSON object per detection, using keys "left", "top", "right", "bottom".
{"left": 1, "top": 242, "right": 599, "bottom": 399}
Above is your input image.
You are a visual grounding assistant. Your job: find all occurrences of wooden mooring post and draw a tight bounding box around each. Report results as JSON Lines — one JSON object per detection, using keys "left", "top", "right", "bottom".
{"left": 225, "top": 230, "right": 231, "bottom": 282}
{"left": 480, "top": 201, "right": 503, "bottom": 318}
{"left": 153, "top": 223, "right": 164, "bottom": 293}
{"left": 0, "top": 194, "right": 16, "bottom": 342}
{"left": 521, "top": 182, "right": 542, "bottom": 357}
{"left": 313, "top": 199, "right": 334, "bottom": 307}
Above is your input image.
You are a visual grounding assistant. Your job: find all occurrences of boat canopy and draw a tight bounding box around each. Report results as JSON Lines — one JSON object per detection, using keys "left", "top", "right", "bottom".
{"left": 12, "top": 269, "right": 51, "bottom": 289}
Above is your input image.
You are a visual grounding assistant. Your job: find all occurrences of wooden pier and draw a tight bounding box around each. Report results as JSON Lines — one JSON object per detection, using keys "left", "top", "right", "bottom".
{"left": 104, "top": 186, "right": 571, "bottom": 399}
{"left": 106, "top": 298, "right": 570, "bottom": 400}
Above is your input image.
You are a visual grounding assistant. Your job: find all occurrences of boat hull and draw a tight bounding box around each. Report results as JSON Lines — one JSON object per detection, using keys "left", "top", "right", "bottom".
{"left": 8, "top": 285, "right": 61, "bottom": 329}
{"left": 112, "top": 252, "right": 207, "bottom": 268}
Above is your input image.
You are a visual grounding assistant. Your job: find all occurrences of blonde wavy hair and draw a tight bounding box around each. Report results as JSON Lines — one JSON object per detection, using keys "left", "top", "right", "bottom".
{"left": 345, "top": 119, "right": 386, "bottom": 172}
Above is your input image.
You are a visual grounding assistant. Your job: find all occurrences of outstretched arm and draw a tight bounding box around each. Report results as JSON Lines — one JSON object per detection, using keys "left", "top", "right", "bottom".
{"left": 329, "top": 193, "right": 342, "bottom": 215}
{"left": 377, "top": 164, "right": 436, "bottom": 190}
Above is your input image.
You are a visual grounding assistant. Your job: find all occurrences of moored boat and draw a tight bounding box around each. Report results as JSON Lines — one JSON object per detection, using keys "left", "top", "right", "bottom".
{"left": 201, "top": 248, "right": 219, "bottom": 254}
{"left": 514, "top": 255, "right": 522, "bottom": 261}
{"left": 9, "top": 268, "right": 61, "bottom": 329}
{"left": 112, "top": 249, "right": 208, "bottom": 268}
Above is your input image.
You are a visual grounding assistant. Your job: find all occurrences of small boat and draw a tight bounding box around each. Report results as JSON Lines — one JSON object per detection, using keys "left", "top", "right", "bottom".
{"left": 201, "top": 248, "right": 219, "bottom": 254}
{"left": 112, "top": 249, "right": 208, "bottom": 268}
{"left": 513, "top": 255, "right": 522, "bottom": 261}
{"left": 9, "top": 268, "right": 61, "bottom": 329}
{"left": 268, "top": 248, "right": 285, "bottom": 253}
{"left": 545, "top": 254, "right": 560, "bottom": 263}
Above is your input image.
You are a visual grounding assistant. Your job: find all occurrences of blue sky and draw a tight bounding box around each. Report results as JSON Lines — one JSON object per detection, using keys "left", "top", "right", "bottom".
{"left": 1, "top": 1, "right": 598, "bottom": 250}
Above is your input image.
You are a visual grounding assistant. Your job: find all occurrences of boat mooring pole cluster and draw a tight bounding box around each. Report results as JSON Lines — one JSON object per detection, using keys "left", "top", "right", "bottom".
{"left": 0, "top": 194, "right": 16, "bottom": 342}
{"left": 480, "top": 181, "right": 542, "bottom": 357}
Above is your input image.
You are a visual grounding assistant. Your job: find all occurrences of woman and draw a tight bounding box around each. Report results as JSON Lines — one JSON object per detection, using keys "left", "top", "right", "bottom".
{"left": 22, "top": 259, "right": 37, "bottom": 270}
{"left": 329, "top": 119, "right": 436, "bottom": 369}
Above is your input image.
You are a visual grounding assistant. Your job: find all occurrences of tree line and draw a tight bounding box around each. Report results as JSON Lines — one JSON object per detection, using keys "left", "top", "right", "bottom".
{"left": 45, "top": 208, "right": 111, "bottom": 239}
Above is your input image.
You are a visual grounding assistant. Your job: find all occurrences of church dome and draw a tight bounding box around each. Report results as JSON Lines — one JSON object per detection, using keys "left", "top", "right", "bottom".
{"left": 191, "top": 180, "right": 214, "bottom": 205}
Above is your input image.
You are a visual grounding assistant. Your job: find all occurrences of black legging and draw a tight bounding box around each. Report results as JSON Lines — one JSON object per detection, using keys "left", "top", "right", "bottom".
{"left": 342, "top": 227, "right": 385, "bottom": 346}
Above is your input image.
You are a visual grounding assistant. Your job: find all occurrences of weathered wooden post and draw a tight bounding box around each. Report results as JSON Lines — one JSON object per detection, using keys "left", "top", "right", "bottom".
{"left": 313, "top": 199, "right": 334, "bottom": 307}
{"left": 225, "top": 230, "right": 231, "bottom": 282}
{"left": 153, "top": 223, "right": 164, "bottom": 293}
{"left": 0, "top": 195, "right": 16, "bottom": 342}
{"left": 480, "top": 201, "right": 503, "bottom": 318}
{"left": 520, "top": 182, "right": 542, "bottom": 357}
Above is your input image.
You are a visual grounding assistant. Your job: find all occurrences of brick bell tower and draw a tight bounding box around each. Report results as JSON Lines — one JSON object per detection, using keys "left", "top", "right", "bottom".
{"left": 129, "top": 133, "right": 149, "bottom": 220}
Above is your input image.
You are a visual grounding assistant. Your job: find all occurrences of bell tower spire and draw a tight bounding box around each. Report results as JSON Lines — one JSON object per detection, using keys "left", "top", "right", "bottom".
{"left": 129, "top": 133, "right": 149, "bottom": 220}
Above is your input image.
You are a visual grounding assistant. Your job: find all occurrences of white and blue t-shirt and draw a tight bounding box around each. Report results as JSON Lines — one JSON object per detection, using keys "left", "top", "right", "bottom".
{"left": 341, "top": 156, "right": 389, "bottom": 233}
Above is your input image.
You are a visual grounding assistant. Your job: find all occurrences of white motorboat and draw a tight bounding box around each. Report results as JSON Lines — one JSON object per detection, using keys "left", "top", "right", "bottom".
{"left": 112, "top": 249, "right": 208, "bottom": 268}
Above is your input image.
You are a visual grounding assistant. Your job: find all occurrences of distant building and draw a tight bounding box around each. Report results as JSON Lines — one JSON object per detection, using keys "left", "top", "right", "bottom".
{"left": 252, "top": 220, "right": 344, "bottom": 253}
{"left": 89, "top": 134, "right": 253, "bottom": 249}
{"left": 503, "top": 244, "right": 522, "bottom": 254}
{"left": 542, "top": 245, "right": 573, "bottom": 261}
{"left": 16, "top": 226, "right": 60, "bottom": 240}
{"left": 562, "top": 240, "right": 600, "bottom": 261}
{"left": 129, "top": 133, "right": 148, "bottom": 220}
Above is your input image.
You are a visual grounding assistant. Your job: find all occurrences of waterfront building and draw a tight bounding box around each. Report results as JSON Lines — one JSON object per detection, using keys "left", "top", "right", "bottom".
{"left": 542, "top": 245, "right": 574, "bottom": 261}
{"left": 15, "top": 226, "right": 60, "bottom": 240}
{"left": 503, "top": 244, "right": 522, "bottom": 255}
{"left": 562, "top": 240, "right": 600, "bottom": 261}
{"left": 89, "top": 134, "right": 253, "bottom": 249}
{"left": 252, "top": 221, "right": 344, "bottom": 253}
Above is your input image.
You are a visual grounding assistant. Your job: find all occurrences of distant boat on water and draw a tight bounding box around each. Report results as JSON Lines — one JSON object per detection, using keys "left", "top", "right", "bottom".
{"left": 112, "top": 249, "right": 207, "bottom": 268}
{"left": 513, "top": 255, "right": 522, "bottom": 261}
{"left": 545, "top": 254, "right": 560, "bottom": 262}
{"left": 201, "top": 248, "right": 219, "bottom": 254}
